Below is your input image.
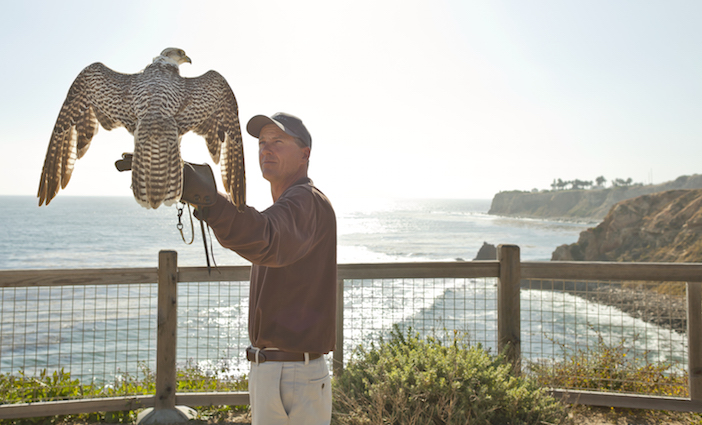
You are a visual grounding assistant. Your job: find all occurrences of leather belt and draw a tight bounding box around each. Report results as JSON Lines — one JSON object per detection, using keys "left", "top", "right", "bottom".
{"left": 246, "top": 346, "right": 322, "bottom": 363}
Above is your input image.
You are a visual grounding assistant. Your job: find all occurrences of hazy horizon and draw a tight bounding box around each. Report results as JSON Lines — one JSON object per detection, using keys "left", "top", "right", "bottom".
{"left": 2, "top": 1, "right": 701, "bottom": 212}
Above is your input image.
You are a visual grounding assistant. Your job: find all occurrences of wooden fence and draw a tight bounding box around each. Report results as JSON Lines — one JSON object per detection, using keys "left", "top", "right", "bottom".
{"left": 1, "top": 244, "right": 702, "bottom": 420}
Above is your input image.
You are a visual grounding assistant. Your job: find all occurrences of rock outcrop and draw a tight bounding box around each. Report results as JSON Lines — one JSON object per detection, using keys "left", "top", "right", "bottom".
{"left": 489, "top": 174, "right": 702, "bottom": 221}
{"left": 473, "top": 242, "right": 497, "bottom": 260}
{"left": 551, "top": 189, "right": 702, "bottom": 262}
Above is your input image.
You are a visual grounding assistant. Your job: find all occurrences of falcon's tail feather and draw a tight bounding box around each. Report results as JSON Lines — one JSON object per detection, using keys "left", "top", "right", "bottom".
{"left": 220, "top": 131, "right": 245, "bottom": 211}
{"left": 131, "top": 116, "right": 182, "bottom": 209}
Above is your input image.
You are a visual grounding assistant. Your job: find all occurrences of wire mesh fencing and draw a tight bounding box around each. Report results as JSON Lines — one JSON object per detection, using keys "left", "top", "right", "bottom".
{"left": 176, "top": 280, "right": 250, "bottom": 389}
{"left": 341, "top": 277, "right": 499, "bottom": 359}
{"left": 0, "top": 283, "right": 157, "bottom": 403}
{"left": 521, "top": 278, "right": 689, "bottom": 397}
{"left": 0, "top": 271, "right": 694, "bottom": 404}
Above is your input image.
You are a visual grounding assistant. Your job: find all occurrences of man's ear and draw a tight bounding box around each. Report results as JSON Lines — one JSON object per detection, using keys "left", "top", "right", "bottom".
{"left": 302, "top": 147, "right": 311, "bottom": 161}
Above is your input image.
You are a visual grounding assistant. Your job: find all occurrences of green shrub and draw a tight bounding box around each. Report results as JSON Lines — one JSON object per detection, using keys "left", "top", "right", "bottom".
{"left": 0, "top": 369, "right": 87, "bottom": 405}
{"left": 332, "top": 327, "right": 566, "bottom": 425}
{"left": 0, "top": 361, "right": 248, "bottom": 425}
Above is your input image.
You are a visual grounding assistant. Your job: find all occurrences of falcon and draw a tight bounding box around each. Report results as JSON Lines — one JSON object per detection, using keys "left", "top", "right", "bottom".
{"left": 37, "top": 48, "right": 245, "bottom": 210}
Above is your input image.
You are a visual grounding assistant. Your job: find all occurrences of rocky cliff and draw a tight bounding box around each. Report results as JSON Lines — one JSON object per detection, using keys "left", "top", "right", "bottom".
{"left": 551, "top": 189, "right": 702, "bottom": 262}
{"left": 489, "top": 174, "right": 702, "bottom": 221}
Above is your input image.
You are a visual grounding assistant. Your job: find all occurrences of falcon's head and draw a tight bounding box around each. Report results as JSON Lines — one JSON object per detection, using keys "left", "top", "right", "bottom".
{"left": 159, "top": 48, "right": 192, "bottom": 66}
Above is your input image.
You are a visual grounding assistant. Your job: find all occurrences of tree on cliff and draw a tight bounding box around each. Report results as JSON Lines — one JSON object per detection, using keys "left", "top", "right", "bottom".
{"left": 596, "top": 176, "right": 606, "bottom": 187}
{"left": 612, "top": 177, "right": 634, "bottom": 187}
{"left": 572, "top": 179, "right": 593, "bottom": 190}
{"left": 551, "top": 178, "right": 600, "bottom": 191}
{"left": 551, "top": 178, "right": 568, "bottom": 190}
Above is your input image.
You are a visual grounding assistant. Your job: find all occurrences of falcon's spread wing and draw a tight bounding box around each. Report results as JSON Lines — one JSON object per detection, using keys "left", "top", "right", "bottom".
{"left": 177, "top": 70, "right": 245, "bottom": 210}
{"left": 38, "top": 63, "right": 137, "bottom": 206}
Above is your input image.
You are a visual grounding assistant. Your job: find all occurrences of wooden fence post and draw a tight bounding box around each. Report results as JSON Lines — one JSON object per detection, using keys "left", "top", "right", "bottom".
{"left": 334, "top": 278, "right": 345, "bottom": 376}
{"left": 688, "top": 282, "right": 702, "bottom": 400}
{"left": 498, "top": 244, "right": 521, "bottom": 375}
{"left": 137, "top": 251, "right": 194, "bottom": 424}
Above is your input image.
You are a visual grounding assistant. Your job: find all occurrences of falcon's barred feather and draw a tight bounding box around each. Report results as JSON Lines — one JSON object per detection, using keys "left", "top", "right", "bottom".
{"left": 37, "top": 48, "right": 245, "bottom": 210}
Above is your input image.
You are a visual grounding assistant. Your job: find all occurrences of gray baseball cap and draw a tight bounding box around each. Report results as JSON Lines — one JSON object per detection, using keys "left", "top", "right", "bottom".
{"left": 246, "top": 112, "right": 312, "bottom": 148}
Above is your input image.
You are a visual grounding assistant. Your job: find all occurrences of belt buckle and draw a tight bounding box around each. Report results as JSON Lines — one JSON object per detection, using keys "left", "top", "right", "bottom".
{"left": 248, "top": 346, "right": 267, "bottom": 364}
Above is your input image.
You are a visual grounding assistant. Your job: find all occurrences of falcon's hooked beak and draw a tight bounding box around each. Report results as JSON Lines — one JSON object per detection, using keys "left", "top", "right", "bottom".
{"left": 176, "top": 51, "right": 191, "bottom": 65}
{"left": 160, "top": 48, "right": 192, "bottom": 66}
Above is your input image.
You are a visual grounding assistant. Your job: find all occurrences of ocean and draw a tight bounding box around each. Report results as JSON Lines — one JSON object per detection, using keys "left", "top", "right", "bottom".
{"left": 0, "top": 196, "right": 688, "bottom": 382}
{"left": 0, "top": 195, "right": 592, "bottom": 269}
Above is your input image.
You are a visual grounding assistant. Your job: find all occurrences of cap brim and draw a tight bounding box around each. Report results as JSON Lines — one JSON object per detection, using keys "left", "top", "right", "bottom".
{"left": 247, "top": 115, "right": 284, "bottom": 138}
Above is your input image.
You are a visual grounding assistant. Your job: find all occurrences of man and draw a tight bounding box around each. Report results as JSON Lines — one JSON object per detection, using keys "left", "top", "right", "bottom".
{"left": 193, "top": 112, "right": 337, "bottom": 425}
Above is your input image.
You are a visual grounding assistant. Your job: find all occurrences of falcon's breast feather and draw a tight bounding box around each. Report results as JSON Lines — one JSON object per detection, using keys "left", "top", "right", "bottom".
{"left": 37, "top": 47, "right": 245, "bottom": 210}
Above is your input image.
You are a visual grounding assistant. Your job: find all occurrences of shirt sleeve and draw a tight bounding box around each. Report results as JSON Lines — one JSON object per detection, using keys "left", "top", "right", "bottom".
{"left": 204, "top": 187, "right": 320, "bottom": 267}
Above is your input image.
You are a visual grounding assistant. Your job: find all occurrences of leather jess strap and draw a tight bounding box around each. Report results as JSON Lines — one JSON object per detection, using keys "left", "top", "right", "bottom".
{"left": 246, "top": 346, "right": 322, "bottom": 363}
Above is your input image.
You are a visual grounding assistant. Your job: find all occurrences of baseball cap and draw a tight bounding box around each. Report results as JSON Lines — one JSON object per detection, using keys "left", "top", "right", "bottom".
{"left": 246, "top": 112, "right": 312, "bottom": 148}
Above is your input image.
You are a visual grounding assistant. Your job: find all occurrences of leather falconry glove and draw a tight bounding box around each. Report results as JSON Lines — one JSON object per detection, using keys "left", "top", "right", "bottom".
{"left": 181, "top": 162, "right": 217, "bottom": 220}
{"left": 115, "top": 152, "right": 133, "bottom": 171}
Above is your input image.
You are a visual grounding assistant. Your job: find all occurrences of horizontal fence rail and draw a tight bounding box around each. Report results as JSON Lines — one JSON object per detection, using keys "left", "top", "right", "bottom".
{"left": 5, "top": 260, "right": 700, "bottom": 286}
{"left": 1, "top": 247, "right": 702, "bottom": 419}
{"left": 522, "top": 261, "right": 702, "bottom": 282}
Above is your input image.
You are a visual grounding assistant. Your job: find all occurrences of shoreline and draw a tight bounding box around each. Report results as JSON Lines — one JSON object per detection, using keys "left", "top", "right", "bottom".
{"left": 522, "top": 279, "right": 687, "bottom": 333}
{"left": 489, "top": 212, "right": 600, "bottom": 225}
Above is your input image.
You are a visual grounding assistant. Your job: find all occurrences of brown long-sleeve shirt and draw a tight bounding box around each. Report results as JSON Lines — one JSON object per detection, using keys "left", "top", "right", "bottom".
{"left": 204, "top": 177, "right": 337, "bottom": 354}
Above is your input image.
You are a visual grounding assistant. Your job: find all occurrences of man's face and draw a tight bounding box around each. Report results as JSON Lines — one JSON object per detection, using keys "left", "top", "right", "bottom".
{"left": 258, "top": 124, "right": 310, "bottom": 184}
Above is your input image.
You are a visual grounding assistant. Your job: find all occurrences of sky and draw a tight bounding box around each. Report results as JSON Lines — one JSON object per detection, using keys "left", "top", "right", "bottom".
{"left": 1, "top": 0, "right": 701, "bottom": 209}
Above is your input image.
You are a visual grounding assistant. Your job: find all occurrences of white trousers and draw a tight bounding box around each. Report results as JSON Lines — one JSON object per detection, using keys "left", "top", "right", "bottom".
{"left": 249, "top": 356, "right": 332, "bottom": 425}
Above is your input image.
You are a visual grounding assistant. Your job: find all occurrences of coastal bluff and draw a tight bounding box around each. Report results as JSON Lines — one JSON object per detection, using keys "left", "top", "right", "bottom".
{"left": 551, "top": 189, "right": 702, "bottom": 262}
{"left": 488, "top": 174, "right": 702, "bottom": 221}
{"left": 548, "top": 189, "right": 702, "bottom": 332}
